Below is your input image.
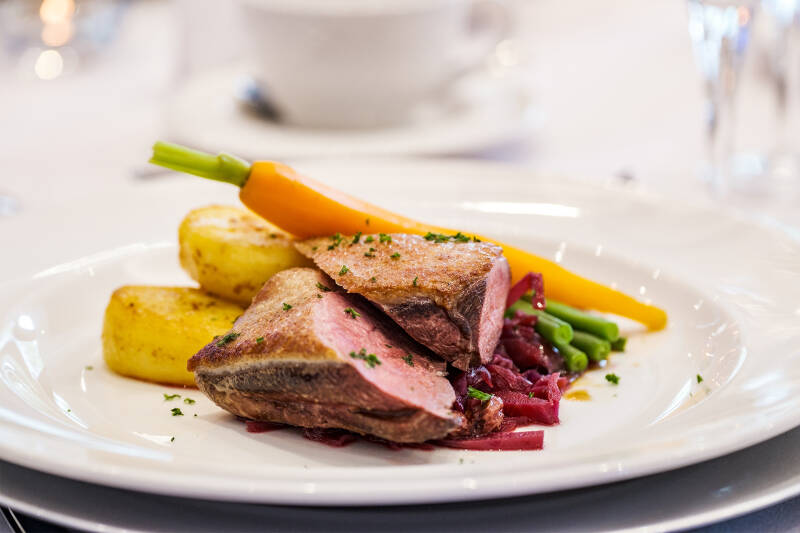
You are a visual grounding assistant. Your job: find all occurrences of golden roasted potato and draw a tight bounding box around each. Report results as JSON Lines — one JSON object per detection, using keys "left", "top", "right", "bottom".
{"left": 179, "top": 205, "right": 313, "bottom": 305}
{"left": 102, "top": 286, "right": 244, "bottom": 386}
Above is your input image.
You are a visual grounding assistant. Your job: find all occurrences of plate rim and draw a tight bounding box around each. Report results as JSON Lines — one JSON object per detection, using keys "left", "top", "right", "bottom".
{"left": 1, "top": 160, "right": 799, "bottom": 505}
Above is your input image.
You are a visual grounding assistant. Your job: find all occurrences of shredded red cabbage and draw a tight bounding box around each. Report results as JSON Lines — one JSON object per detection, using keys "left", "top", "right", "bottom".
{"left": 302, "top": 428, "right": 358, "bottom": 447}
{"left": 505, "top": 272, "right": 545, "bottom": 309}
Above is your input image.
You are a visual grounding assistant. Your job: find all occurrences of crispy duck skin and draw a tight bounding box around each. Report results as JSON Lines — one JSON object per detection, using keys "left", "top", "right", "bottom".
{"left": 295, "top": 234, "right": 511, "bottom": 370}
{"left": 188, "top": 268, "right": 462, "bottom": 443}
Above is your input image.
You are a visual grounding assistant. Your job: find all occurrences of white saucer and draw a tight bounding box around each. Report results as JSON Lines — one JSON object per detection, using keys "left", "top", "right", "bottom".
{"left": 164, "top": 65, "right": 543, "bottom": 158}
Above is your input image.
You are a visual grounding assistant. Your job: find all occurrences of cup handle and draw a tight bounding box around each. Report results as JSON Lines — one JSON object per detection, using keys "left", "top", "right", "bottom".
{"left": 451, "top": 0, "right": 510, "bottom": 76}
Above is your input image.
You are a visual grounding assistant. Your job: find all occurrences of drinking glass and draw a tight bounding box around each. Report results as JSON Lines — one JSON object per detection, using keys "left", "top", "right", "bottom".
{"left": 686, "top": 0, "right": 759, "bottom": 195}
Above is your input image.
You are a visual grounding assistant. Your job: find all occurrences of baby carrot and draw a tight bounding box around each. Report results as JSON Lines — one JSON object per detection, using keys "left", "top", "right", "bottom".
{"left": 149, "top": 142, "right": 668, "bottom": 330}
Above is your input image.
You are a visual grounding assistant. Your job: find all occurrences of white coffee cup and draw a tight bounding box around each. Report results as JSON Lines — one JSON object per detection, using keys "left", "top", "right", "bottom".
{"left": 238, "top": 0, "right": 508, "bottom": 129}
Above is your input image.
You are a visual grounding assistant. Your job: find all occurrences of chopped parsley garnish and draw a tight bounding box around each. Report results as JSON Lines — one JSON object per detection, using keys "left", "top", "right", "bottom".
{"left": 378, "top": 233, "right": 392, "bottom": 244}
{"left": 256, "top": 337, "right": 264, "bottom": 343}
{"left": 413, "top": 276, "right": 418, "bottom": 287}
{"left": 339, "top": 265, "right": 350, "bottom": 275}
{"left": 163, "top": 393, "right": 181, "bottom": 401}
{"left": 351, "top": 232, "right": 362, "bottom": 244}
{"left": 85, "top": 365, "right": 93, "bottom": 371}
{"left": 385, "top": 344, "right": 393, "bottom": 348}
{"left": 170, "top": 436, "right": 175, "bottom": 442}
{"left": 696, "top": 374, "right": 704, "bottom": 384}
{"left": 605, "top": 373, "right": 620, "bottom": 385}
{"left": 215, "top": 332, "right": 239, "bottom": 346}
{"left": 282, "top": 303, "right": 292, "bottom": 311}
{"left": 311, "top": 245, "right": 318, "bottom": 251}
{"left": 364, "top": 235, "right": 374, "bottom": 243}
{"left": 370, "top": 276, "right": 377, "bottom": 282}
{"left": 364, "top": 247, "right": 376, "bottom": 258}
{"left": 528, "top": 391, "right": 534, "bottom": 398}
{"left": 183, "top": 398, "right": 196, "bottom": 405}
{"left": 316, "top": 294, "right": 323, "bottom": 298}
{"left": 171, "top": 408, "right": 184, "bottom": 416}
{"left": 349, "top": 348, "right": 381, "bottom": 368}
{"left": 423, "top": 231, "right": 479, "bottom": 243}
{"left": 467, "top": 386, "right": 492, "bottom": 402}
{"left": 316, "top": 282, "right": 332, "bottom": 292}
{"left": 403, "top": 354, "right": 414, "bottom": 366}
{"left": 193, "top": 413, "right": 198, "bottom": 417}
{"left": 390, "top": 252, "right": 401, "bottom": 260}
{"left": 328, "top": 232, "right": 344, "bottom": 250}
{"left": 344, "top": 307, "right": 360, "bottom": 319}
{"left": 269, "top": 233, "right": 278, "bottom": 239}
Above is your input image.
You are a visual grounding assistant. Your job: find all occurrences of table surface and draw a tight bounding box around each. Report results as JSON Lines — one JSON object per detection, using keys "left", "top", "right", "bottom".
{"left": 1, "top": 0, "right": 799, "bottom": 531}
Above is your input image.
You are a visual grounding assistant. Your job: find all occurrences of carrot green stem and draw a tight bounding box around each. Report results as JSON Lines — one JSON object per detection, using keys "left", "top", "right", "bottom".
{"left": 149, "top": 141, "right": 251, "bottom": 187}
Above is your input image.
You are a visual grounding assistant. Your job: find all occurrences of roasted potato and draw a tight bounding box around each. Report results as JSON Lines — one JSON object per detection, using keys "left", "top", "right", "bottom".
{"left": 178, "top": 205, "right": 313, "bottom": 305}
{"left": 102, "top": 286, "right": 244, "bottom": 386}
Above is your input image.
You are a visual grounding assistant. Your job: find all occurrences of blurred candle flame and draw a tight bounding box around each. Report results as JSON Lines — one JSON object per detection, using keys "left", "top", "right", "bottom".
{"left": 39, "top": 0, "right": 75, "bottom": 50}
{"left": 39, "top": 0, "right": 75, "bottom": 25}
{"left": 34, "top": 49, "right": 64, "bottom": 80}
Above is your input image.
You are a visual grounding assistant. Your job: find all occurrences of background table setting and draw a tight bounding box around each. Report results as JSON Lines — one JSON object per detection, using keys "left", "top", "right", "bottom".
{"left": 1, "top": 0, "right": 800, "bottom": 531}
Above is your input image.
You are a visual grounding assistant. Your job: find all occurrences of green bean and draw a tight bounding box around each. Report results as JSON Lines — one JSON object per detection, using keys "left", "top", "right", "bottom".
{"left": 545, "top": 299, "right": 620, "bottom": 342}
{"left": 610, "top": 337, "right": 627, "bottom": 352}
{"left": 570, "top": 330, "right": 611, "bottom": 362}
{"left": 532, "top": 310, "right": 573, "bottom": 346}
{"left": 555, "top": 342, "right": 588, "bottom": 373}
{"left": 507, "top": 300, "right": 574, "bottom": 345}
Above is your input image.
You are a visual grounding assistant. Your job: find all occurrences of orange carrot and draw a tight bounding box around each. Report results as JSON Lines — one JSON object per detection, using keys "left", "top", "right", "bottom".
{"left": 150, "top": 142, "right": 667, "bottom": 330}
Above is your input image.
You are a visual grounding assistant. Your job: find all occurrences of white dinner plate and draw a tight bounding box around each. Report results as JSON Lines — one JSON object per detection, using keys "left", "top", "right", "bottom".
{"left": 1, "top": 159, "right": 799, "bottom": 505}
{"left": 4, "top": 425, "right": 800, "bottom": 532}
{"left": 164, "top": 65, "right": 542, "bottom": 159}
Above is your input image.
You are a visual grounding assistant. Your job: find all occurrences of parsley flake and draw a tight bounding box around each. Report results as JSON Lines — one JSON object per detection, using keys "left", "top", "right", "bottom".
{"left": 696, "top": 374, "right": 704, "bottom": 384}
{"left": 171, "top": 408, "right": 184, "bottom": 416}
{"left": 163, "top": 393, "right": 181, "bottom": 401}
{"left": 328, "top": 232, "right": 344, "bottom": 250}
{"left": 364, "top": 235, "right": 374, "bottom": 243}
{"left": 351, "top": 232, "right": 362, "bottom": 244}
{"left": 370, "top": 276, "right": 377, "bottom": 282}
{"left": 413, "top": 276, "right": 418, "bottom": 287}
{"left": 349, "top": 348, "right": 381, "bottom": 368}
{"left": 378, "top": 233, "right": 392, "bottom": 244}
{"left": 256, "top": 337, "right": 264, "bottom": 343}
{"left": 344, "top": 307, "right": 360, "bottom": 319}
{"left": 403, "top": 354, "right": 414, "bottom": 366}
{"left": 528, "top": 391, "right": 534, "bottom": 398}
{"left": 282, "top": 302, "right": 292, "bottom": 311}
{"left": 216, "top": 332, "right": 239, "bottom": 346}
{"left": 390, "top": 252, "right": 401, "bottom": 260}
{"left": 311, "top": 245, "right": 318, "bottom": 251}
{"left": 170, "top": 436, "right": 175, "bottom": 442}
{"left": 183, "top": 398, "right": 196, "bottom": 405}
{"left": 467, "top": 386, "right": 492, "bottom": 402}
{"left": 316, "top": 282, "right": 332, "bottom": 292}
{"left": 605, "top": 373, "right": 620, "bottom": 385}
{"left": 85, "top": 365, "right": 93, "bottom": 371}
{"left": 423, "top": 232, "right": 478, "bottom": 244}
{"left": 339, "top": 265, "right": 350, "bottom": 275}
